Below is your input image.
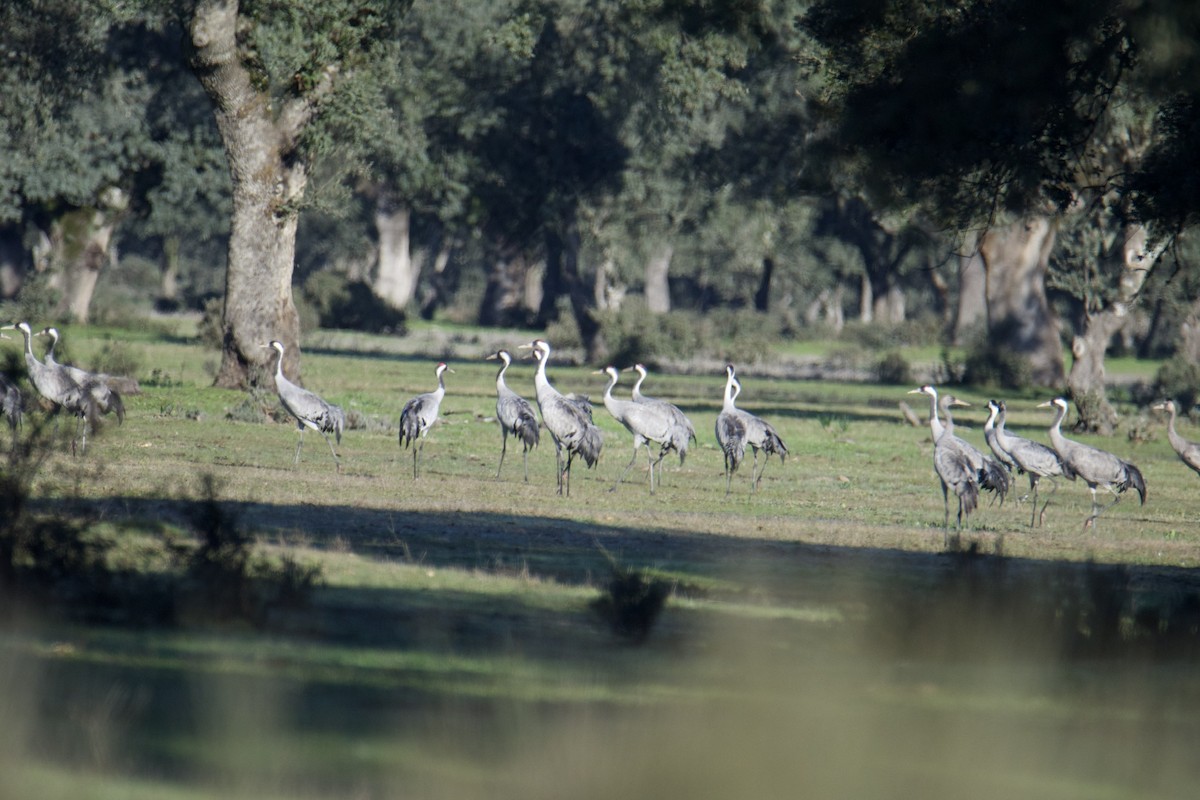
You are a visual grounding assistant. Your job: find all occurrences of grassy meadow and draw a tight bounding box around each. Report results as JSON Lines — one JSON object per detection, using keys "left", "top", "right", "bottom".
{"left": 1, "top": 318, "right": 1199, "bottom": 799}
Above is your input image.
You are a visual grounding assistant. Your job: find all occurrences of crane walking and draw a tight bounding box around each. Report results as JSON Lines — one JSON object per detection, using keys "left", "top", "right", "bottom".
{"left": 596, "top": 366, "right": 676, "bottom": 494}
{"left": 627, "top": 363, "right": 696, "bottom": 464}
{"left": 1151, "top": 399, "right": 1200, "bottom": 478}
{"left": 486, "top": 350, "right": 539, "bottom": 481}
{"left": 37, "top": 326, "right": 125, "bottom": 424}
{"left": 518, "top": 339, "right": 602, "bottom": 496}
{"left": 988, "top": 399, "right": 1072, "bottom": 527}
{"left": 1039, "top": 397, "right": 1145, "bottom": 529}
{"left": 3, "top": 321, "right": 98, "bottom": 454}
{"left": 263, "top": 340, "right": 345, "bottom": 473}
{"left": 722, "top": 365, "right": 788, "bottom": 491}
{"left": 398, "top": 361, "right": 452, "bottom": 479}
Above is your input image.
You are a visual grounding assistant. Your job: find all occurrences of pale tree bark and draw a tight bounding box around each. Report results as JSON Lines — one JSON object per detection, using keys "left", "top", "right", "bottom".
{"left": 188, "top": 0, "right": 325, "bottom": 389}
{"left": 373, "top": 199, "right": 421, "bottom": 311}
{"left": 979, "top": 218, "right": 1065, "bottom": 387}
{"left": 0, "top": 226, "right": 25, "bottom": 299}
{"left": 50, "top": 187, "right": 128, "bottom": 323}
{"left": 159, "top": 235, "right": 180, "bottom": 309}
{"left": 644, "top": 242, "right": 672, "bottom": 313}
{"left": 1066, "top": 224, "right": 1165, "bottom": 433}
{"left": 954, "top": 233, "right": 987, "bottom": 344}
{"left": 593, "top": 257, "right": 624, "bottom": 313}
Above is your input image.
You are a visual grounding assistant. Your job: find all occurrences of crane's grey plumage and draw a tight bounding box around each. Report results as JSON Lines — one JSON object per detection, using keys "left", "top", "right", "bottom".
{"left": 909, "top": 385, "right": 1010, "bottom": 506}
{"left": 264, "top": 340, "right": 345, "bottom": 472}
{"left": 627, "top": 363, "right": 696, "bottom": 464}
{"left": 723, "top": 364, "right": 787, "bottom": 491}
{"left": 4, "top": 321, "right": 98, "bottom": 453}
{"left": 38, "top": 326, "right": 125, "bottom": 424}
{"left": 486, "top": 349, "right": 539, "bottom": 481}
{"left": 982, "top": 400, "right": 1017, "bottom": 473}
{"left": 398, "top": 361, "right": 451, "bottom": 479}
{"left": 989, "top": 399, "right": 1073, "bottom": 527}
{"left": 1040, "top": 397, "right": 1146, "bottom": 529}
{"left": 1151, "top": 399, "right": 1200, "bottom": 477}
{"left": 715, "top": 369, "right": 747, "bottom": 495}
{"left": 911, "top": 385, "right": 980, "bottom": 538}
{"left": 519, "top": 339, "right": 602, "bottom": 496}
{"left": 597, "top": 366, "right": 676, "bottom": 494}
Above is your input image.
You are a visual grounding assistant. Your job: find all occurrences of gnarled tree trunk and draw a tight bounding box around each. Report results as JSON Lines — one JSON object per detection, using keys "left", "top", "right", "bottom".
{"left": 373, "top": 198, "right": 420, "bottom": 311}
{"left": 954, "top": 234, "right": 987, "bottom": 344}
{"left": 979, "top": 218, "right": 1065, "bottom": 387}
{"left": 1066, "top": 224, "right": 1164, "bottom": 433}
{"left": 644, "top": 242, "right": 672, "bottom": 313}
{"left": 50, "top": 188, "right": 128, "bottom": 323}
{"left": 189, "top": 0, "right": 317, "bottom": 389}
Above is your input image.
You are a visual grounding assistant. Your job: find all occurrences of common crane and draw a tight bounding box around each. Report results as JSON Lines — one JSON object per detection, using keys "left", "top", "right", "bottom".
{"left": 398, "top": 361, "right": 452, "bottom": 479}
{"left": 3, "top": 321, "right": 98, "bottom": 453}
{"left": 1039, "top": 397, "right": 1146, "bottom": 529}
{"left": 715, "top": 370, "right": 748, "bottom": 495}
{"left": 719, "top": 365, "right": 788, "bottom": 491}
{"left": 263, "top": 340, "right": 345, "bottom": 473}
{"left": 37, "top": 326, "right": 125, "bottom": 424}
{"left": 518, "top": 339, "right": 602, "bottom": 496}
{"left": 627, "top": 363, "right": 696, "bottom": 464}
{"left": 1151, "top": 399, "right": 1200, "bottom": 478}
{"left": 989, "top": 399, "right": 1073, "bottom": 527}
{"left": 596, "top": 365, "right": 676, "bottom": 494}
{"left": 486, "top": 349, "right": 539, "bottom": 481}
{"left": 910, "top": 385, "right": 982, "bottom": 539}
{"left": 909, "top": 385, "right": 1009, "bottom": 506}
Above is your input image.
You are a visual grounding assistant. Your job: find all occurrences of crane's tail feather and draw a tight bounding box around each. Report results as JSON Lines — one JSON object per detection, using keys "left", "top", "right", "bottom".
{"left": 516, "top": 408, "right": 540, "bottom": 448}
{"left": 980, "top": 457, "right": 1010, "bottom": 501}
{"left": 1122, "top": 460, "right": 1147, "bottom": 505}
{"left": 576, "top": 423, "right": 603, "bottom": 468}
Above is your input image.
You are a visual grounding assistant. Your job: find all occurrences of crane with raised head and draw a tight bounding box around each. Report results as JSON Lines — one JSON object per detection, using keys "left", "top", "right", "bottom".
{"left": 1151, "top": 399, "right": 1200, "bottom": 478}
{"left": 627, "top": 363, "right": 696, "bottom": 464}
{"left": 715, "top": 369, "right": 748, "bottom": 496}
{"left": 518, "top": 339, "right": 602, "bottom": 496}
{"left": 723, "top": 365, "right": 788, "bottom": 491}
{"left": 398, "top": 361, "right": 452, "bottom": 479}
{"left": 909, "top": 385, "right": 1009, "bottom": 506}
{"left": 989, "top": 399, "right": 1073, "bottom": 527}
{"left": 596, "top": 365, "right": 676, "bottom": 494}
{"left": 486, "top": 349, "right": 539, "bottom": 481}
{"left": 3, "top": 321, "right": 98, "bottom": 454}
{"left": 909, "top": 384, "right": 983, "bottom": 539}
{"left": 37, "top": 326, "right": 125, "bottom": 424}
{"left": 1039, "top": 397, "right": 1145, "bottom": 528}
{"left": 264, "top": 340, "right": 345, "bottom": 472}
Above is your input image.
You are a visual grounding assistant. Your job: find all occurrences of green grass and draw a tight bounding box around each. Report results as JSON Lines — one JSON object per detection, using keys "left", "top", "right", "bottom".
{"left": 1, "top": 324, "right": 1198, "bottom": 799}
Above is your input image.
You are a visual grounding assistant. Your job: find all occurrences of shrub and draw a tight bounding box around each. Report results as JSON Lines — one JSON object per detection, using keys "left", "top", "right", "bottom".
{"left": 1154, "top": 356, "right": 1200, "bottom": 411}
{"left": 874, "top": 350, "right": 913, "bottom": 385}
{"left": 300, "top": 271, "right": 406, "bottom": 334}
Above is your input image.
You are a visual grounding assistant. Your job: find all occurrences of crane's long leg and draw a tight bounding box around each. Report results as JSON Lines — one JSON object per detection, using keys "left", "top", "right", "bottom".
{"left": 496, "top": 428, "right": 509, "bottom": 479}
{"left": 1036, "top": 477, "right": 1059, "bottom": 527}
{"left": 1084, "top": 485, "right": 1123, "bottom": 530}
{"left": 412, "top": 437, "right": 423, "bottom": 479}
{"left": 611, "top": 443, "right": 644, "bottom": 492}
{"left": 293, "top": 423, "right": 307, "bottom": 465}
{"left": 521, "top": 442, "right": 530, "bottom": 483}
{"left": 553, "top": 439, "right": 565, "bottom": 495}
{"left": 750, "top": 448, "right": 761, "bottom": 492}
{"left": 1029, "top": 476, "right": 1039, "bottom": 528}
{"left": 319, "top": 430, "right": 341, "bottom": 474}
{"left": 563, "top": 450, "right": 575, "bottom": 496}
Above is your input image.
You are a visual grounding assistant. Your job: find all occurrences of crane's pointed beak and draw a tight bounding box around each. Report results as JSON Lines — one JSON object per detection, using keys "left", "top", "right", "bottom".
{"left": 1036, "top": 400, "right": 1054, "bottom": 408}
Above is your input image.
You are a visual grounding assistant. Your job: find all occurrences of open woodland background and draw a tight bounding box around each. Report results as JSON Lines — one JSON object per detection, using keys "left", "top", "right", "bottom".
{"left": 4, "top": 1, "right": 1200, "bottom": 796}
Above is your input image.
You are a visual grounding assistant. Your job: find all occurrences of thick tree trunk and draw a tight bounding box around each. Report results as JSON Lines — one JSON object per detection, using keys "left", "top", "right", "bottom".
{"left": 547, "top": 225, "right": 606, "bottom": 363}
{"left": 158, "top": 235, "right": 181, "bottom": 310}
{"left": 479, "top": 247, "right": 530, "bottom": 327}
{"left": 0, "top": 225, "right": 25, "bottom": 299}
{"left": 189, "top": 0, "right": 316, "bottom": 389}
{"left": 954, "top": 239, "right": 987, "bottom": 344}
{"left": 1066, "top": 224, "right": 1163, "bottom": 433}
{"left": 979, "top": 218, "right": 1065, "bottom": 387}
{"left": 50, "top": 189, "right": 127, "bottom": 323}
{"left": 373, "top": 199, "right": 420, "bottom": 311}
{"left": 755, "top": 256, "right": 775, "bottom": 313}
{"left": 644, "top": 242, "right": 672, "bottom": 313}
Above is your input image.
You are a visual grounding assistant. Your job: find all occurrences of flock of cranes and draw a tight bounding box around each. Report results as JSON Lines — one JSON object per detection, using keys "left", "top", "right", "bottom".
{"left": 7, "top": 322, "right": 1200, "bottom": 536}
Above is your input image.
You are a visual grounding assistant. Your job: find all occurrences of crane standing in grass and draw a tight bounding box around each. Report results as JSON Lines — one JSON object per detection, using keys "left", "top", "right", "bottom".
{"left": 486, "top": 349, "right": 539, "bottom": 481}
{"left": 1039, "top": 397, "right": 1145, "bottom": 529}
{"left": 519, "top": 339, "right": 602, "bottom": 496}
{"left": 264, "top": 340, "right": 345, "bottom": 473}
{"left": 989, "top": 399, "right": 1072, "bottom": 527}
{"left": 37, "top": 326, "right": 125, "bottom": 425}
{"left": 3, "top": 321, "right": 98, "bottom": 454}
{"left": 714, "top": 369, "right": 748, "bottom": 495}
{"left": 596, "top": 366, "right": 676, "bottom": 494}
{"left": 722, "top": 365, "right": 788, "bottom": 492}
{"left": 1151, "top": 399, "right": 1200, "bottom": 478}
{"left": 399, "top": 361, "right": 452, "bottom": 479}
{"left": 909, "top": 385, "right": 1010, "bottom": 507}
{"left": 627, "top": 363, "right": 696, "bottom": 465}
{"left": 910, "top": 385, "right": 981, "bottom": 538}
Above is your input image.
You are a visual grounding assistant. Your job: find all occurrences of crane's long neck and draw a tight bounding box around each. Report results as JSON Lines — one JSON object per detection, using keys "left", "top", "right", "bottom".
{"left": 631, "top": 369, "right": 646, "bottom": 401}
{"left": 722, "top": 371, "right": 737, "bottom": 412}
{"left": 45, "top": 332, "right": 59, "bottom": 363}
{"left": 1166, "top": 406, "right": 1185, "bottom": 452}
{"left": 939, "top": 398, "right": 956, "bottom": 437}
{"left": 1047, "top": 404, "right": 1068, "bottom": 450}
{"left": 924, "top": 391, "right": 944, "bottom": 440}
{"left": 532, "top": 354, "right": 554, "bottom": 403}
{"left": 495, "top": 361, "right": 509, "bottom": 392}
{"left": 993, "top": 407, "right": 1014, "bottom": 450}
